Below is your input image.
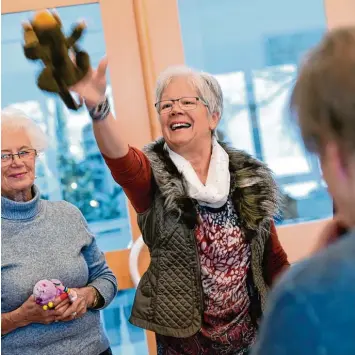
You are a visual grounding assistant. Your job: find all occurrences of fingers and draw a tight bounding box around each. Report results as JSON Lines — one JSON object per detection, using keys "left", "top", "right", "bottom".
{"left": 59, "top": 303, "right": 86, "bottom": 322}
{"left": 75, "top": 299, "right": 87, "bottom": 318}
{"left": 56, "top": 297, "right": 86, "bottom": 321}
{"left": 56, "top": 304, "right": 76, "bottom": 320}
{"left": 27, "top": 294, "right": 37, "bottom": 303}
{"left": 20, "top": 296, "right": 61, "bottom": 325}
{"left": 97, "top": 56, "right": 108, "bottom": 77}
{"left": 42, "top": 313, "right": 57, "bottom": 325}
{"left": 54, "top": 303, "right": 71, "bottom": 316}
{"left": 39, "top": 309, "right": 57, "bottom": 324}
{"left": 52, "top": 294, "right": 69, "bottom": 309}
{"left": 54, "top": 295, "right": 88, "bottom": 322}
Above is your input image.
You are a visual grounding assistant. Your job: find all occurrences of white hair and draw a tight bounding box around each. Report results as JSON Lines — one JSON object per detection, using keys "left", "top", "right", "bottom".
{"left": 1, "top": 108, "right": 49, "bottom": 152}
{"left": 155, "top": 65, "right": 224, "bottom": 117}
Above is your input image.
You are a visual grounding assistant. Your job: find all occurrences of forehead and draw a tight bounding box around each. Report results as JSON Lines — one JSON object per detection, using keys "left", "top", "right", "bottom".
{"left": 1, "top": 127, "right": 32, "bottom": 151}
{"left": 161, "top": 76, "right": 198, "bottom": 99}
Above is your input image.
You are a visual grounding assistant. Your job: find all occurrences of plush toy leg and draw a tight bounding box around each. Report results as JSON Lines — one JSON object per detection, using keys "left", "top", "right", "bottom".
{"left": 59, "top": 90, "right": 82, "bottom": 111}
{"left": 74, "top": 50, "right": 91, "bottom": 82}
{"left": 37, "top": 68, "right": 60, "bottom": 93}
{"left": 23, "top": 24, "right": 40, "bottom": 60}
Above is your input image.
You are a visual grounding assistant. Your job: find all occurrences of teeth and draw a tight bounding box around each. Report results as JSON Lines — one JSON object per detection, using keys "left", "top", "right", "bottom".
{"left": 171, "top": 123, "right": 191, "bottom": 131}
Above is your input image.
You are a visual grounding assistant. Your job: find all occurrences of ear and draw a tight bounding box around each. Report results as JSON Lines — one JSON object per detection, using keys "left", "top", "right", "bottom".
{"left": 209, "top": 112, "right": 221, "bottom": 131}
{"left": 322, "top": 141, "right": 349, "bottom": 183}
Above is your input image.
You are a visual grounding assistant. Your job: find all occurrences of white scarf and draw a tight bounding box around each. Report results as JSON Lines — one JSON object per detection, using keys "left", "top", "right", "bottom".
{"left": 164, "top": 137, "right": 230, "bottom": 208}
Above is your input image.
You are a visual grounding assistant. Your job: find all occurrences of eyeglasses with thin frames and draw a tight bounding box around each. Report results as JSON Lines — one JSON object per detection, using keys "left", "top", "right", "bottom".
{"left": 155, "top": 96, "right": 208, "bottom": 114}
{"left": 1, "top": 149, "right": 37, "bottom": 166}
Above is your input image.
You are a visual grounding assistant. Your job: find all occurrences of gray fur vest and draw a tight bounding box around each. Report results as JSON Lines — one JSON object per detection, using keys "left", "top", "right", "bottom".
{"left": 129, "top": 138, "right": 280, "bottom": 338}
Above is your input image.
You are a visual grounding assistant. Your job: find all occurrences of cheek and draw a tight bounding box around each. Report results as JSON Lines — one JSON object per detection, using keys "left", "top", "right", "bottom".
{"left": 160, "top": 117, "right": 170, "bottom": 133}
{"left": 1, "top": 168, "right": 7, "bottom": 181}
{"left": 159, "top": 115, "right": 167, "bottom": 125}
{"left": 26, "top": 161, "right": 36, "bottom": 175}
{"left": 1, "top": 169, "right": 10, "bottom": 188}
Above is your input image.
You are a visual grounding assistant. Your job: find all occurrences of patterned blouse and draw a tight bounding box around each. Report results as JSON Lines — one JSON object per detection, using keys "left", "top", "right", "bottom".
{"left": 157, "top": 198, "right": 256, "bottom": 355}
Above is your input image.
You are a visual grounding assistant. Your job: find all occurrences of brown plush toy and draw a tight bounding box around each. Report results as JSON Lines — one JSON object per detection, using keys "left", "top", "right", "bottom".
{"left": 22, "top": 9, "right": 90, "bottom": 110}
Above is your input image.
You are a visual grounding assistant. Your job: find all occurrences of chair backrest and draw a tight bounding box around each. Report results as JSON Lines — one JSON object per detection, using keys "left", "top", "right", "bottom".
{"left": 129, "top": 235, "right": 145, "bottom": 287}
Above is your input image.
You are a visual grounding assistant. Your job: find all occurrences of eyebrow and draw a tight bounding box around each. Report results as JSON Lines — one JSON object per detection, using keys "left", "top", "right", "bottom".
{"left": 1, "top": 146, "right": 32, "bottom": 153}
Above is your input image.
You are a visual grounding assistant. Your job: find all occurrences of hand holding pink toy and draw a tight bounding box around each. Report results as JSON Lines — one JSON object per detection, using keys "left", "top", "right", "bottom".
{"left": 33, "top": 279, "right": 77, "bottom": 310}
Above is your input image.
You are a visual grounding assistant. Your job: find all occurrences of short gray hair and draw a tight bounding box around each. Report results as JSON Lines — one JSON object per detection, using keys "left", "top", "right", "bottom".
{"left": 1, "top": 108, "right": 49, "bottom": 152}
{"left": 155, "top": 65, "right": 224, "bottom": 117}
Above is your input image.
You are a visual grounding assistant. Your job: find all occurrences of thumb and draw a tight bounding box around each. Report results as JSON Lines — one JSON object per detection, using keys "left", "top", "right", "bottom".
{"left": 24, "top": 294, "right": 36, "bottom": 305}
{"left": 97, "top": 56, "right": 108, "bottom": 77}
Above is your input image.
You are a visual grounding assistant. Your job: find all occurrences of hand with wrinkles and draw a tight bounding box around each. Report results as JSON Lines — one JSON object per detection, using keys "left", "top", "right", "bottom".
{"left": 55, "top": 287, "right": 96, "bottom": 322}
{"left": 1, "top": 294, "right": 70, "bottom": 335}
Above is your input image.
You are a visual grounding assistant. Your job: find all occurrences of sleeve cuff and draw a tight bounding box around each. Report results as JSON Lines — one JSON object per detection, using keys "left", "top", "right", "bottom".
{"left": 88, "top": 278, "right": 117, "bottom": 310}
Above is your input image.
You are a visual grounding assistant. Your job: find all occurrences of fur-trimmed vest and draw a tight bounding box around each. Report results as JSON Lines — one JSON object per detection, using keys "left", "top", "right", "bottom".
{"left": 129, "top": 138, "right": 280, "bottom": 338}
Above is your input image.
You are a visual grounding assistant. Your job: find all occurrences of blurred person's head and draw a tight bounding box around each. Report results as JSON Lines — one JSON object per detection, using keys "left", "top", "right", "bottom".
{"left": 291, "top": 27, "right": 355, "bottom": 227}
{"left": 1, "top": 108, "right": 48, "bottom": 201}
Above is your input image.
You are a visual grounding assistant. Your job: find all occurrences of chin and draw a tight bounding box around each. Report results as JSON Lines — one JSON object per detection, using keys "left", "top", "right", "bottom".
{"left": 166, "top": 132, "right": 194, "bottom": 147}
{"left": 11, "top": 179, "right": 34, "bottom": 192}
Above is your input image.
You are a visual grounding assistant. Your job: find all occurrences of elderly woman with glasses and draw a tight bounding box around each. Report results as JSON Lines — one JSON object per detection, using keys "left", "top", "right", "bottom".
{"left": 1, "top": 109, "right": 117, "bottom": 355}
{"left": 71, "top": 62, "right": 289, "bottom": 354}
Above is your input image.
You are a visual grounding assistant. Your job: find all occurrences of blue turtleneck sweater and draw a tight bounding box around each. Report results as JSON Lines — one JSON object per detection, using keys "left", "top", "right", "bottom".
{"left": 1, "top": 186, "right": 118, "bottom": 355}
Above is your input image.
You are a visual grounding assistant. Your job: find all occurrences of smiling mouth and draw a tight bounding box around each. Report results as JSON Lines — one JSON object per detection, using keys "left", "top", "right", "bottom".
{"left": 9, "top": 172, "right": 27, "bottom": 178}
{"left": 170, "top": 123, "right": 192, "bottom": 131}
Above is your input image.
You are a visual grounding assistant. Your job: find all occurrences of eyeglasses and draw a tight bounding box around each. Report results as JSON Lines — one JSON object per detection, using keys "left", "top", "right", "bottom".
{"left": 155, "top": 96, "right": 207, "bottom": 114}
{"left": 1, "top": 149, "right": 37, "bottom": 166}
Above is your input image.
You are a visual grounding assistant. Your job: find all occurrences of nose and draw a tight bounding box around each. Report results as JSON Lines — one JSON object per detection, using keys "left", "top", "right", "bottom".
{"left": 10, "top": 154, "right": 25, "bottom": 167}
{"left": 170, "top": 101, "right": 183, "bottom": 115}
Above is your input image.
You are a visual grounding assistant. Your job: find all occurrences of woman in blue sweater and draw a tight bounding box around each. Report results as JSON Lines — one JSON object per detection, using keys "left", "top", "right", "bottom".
{"left": 1, "top": 108, "right": 118, "bottom": 355}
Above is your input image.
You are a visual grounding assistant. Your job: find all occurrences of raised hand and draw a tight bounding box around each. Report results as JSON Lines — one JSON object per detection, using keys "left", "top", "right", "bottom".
{"left": 70, "top": 56, "right": 108, "bottom": 108}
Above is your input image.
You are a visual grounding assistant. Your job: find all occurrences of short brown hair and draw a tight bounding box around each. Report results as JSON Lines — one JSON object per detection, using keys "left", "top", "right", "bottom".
{"left": 290, "top": 26, "right": 355, "bottom": 155}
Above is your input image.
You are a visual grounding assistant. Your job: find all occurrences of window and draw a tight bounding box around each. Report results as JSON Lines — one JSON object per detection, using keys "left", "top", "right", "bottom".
{"left": 1, "top": 4, "right": 132, "bottom": 251}
{"left": 178, "top": 0, "right": 332, "bottom": 224}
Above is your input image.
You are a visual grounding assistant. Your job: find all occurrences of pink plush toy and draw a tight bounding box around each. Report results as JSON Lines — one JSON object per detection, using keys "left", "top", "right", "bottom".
{"left": 33, "top": 279, "right": 77, "bottom": 310}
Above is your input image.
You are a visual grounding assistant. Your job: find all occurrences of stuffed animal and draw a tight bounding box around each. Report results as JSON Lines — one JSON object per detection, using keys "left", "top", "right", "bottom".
{"left": 22, "top": 9, "right": 91, "bottom": 110}
{"left": 33, "top": 279, "right": 78, "bottom": 310}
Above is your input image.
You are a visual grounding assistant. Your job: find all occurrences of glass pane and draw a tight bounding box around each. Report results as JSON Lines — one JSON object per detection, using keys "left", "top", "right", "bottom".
{"left": 1, "top": 4, "right": 133, "bottom": 251}
{"left": 178, "top": 0, "right": 332, "bottom": 224}
{"left": 102, "top": 289, "right": 149, "bottom": 355}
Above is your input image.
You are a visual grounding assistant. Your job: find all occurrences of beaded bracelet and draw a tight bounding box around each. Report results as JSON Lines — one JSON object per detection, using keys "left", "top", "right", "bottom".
{"left": 88, "top": 96, "right": 111, "bottom": 121}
